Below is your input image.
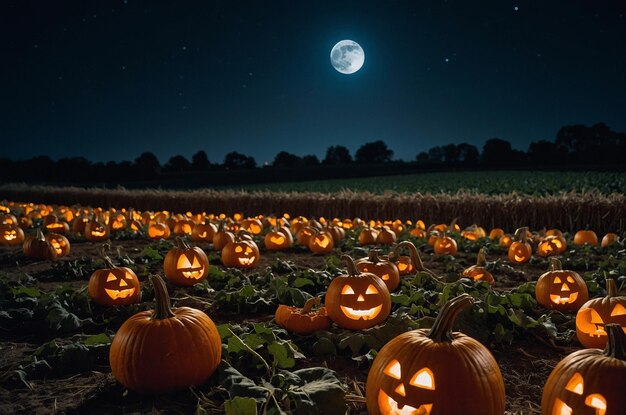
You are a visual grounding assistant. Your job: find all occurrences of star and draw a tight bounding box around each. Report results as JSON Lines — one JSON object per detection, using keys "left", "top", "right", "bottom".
{"left": 514, "top": 6, "right": 519, "bottom": 12}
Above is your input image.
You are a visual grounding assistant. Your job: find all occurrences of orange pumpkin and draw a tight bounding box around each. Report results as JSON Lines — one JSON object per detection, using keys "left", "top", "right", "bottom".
{"left": 191, "top": 222, "right": 217, "bottom": 243}
{"left": 45, "top": 233, "right": 71, "bottom": 257}
{"left": 275, "top": 297, "right": 331, "bottom": 335}
{"left": 508, "top": 227, "right": 532, "bottom": 264}
{"left": 358, "top": 226, "right": 379, "bottom": 247}
{"left": 376, "top": 226, "right": 397, "bottom": 245}
{"left": 264, "top": 226, "right": 293, "bottom": 251}
{"left": 164, "top": 238, "right": 209, "bottom": 285}
{"left": 537, "top": 235, "right": 567, "bottom": 257}
{"left": 390, "top": 241, "right": 439, "bottom": 280}
{"left": 0, "top": 223, "right": 25, "bottom": 246}
{"left": 573, "top": 229, "right": 599, "bottom": 246}
{"left": 576, "top": 278, "right": 626, "bottom": 349}
{"left": 433, "top": 232, "right": 457, "bottom": 256}
{"left": 221, "top": 236, "right": 260, "bottom": 268}
{"left": 462, "top": 247, "right": 495, "bottom": 285}
{"left": 536, "top": 258, "right": 589, "bottom": 312}
{"left": 23, "top": 229, "right": 57, "bottom": 260}
{"left": 355, "top": 249, "right": 401, "bottom": 292}
{"left": 601, "top": 233, "right": 620, "bottom": 249}
{"left": 148, "top": 222, "right": 171, "bottom": 240}
{"left": 109, "top": 275, "right": 221, "bottom": 393}
{"left": 212, "top": 221, "right": 236, "bottom": 250}
{"left": 308, "top": 230, "right": 335, "bottom": 254}
{"left": 88, "top": 254, "right": 141, "bottom": 306}
{"left": 325, "top": 255, "right": 391, "bottom": 330}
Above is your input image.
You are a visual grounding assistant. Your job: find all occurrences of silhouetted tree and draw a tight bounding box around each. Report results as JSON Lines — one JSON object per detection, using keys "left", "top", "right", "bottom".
{"left": 191, "top": 150, "right": 211, "bottom": 170}
{"left": 56, "top": 157, "right": 92, "bottom": 181}
{"left": 164, "top": 155, "right": 191, "bottom": 173}
{"left": 528, "top": 140, "right": 559, "bottom": 165}
{"left": 457, "top": 143, "right": 479, "bottom": 165}
{"left": 415, "top": 152, "right": 429, "bottom": 163}
{"left": 273, "top": 151, "right": 300, "bottom": 168}
{"left": 223, "top": 151, "right": 256, "bottom": 169}
{"left": 482, "top": 138, "right": 514, "bottom": 166}
{"left": 427, "top": 146, "right": 444, "bottom": 164}
{"left": 323, "top": 145, "right": 352, "bottom": 165}
{"left": 134, "top": 152, "right": 161, "bottom": 179}
{"left": 442, "top": 144, "right": 460, "bottom": 164}
{"left": 301, "top": 155, "right": 320, "bottom": 166}
{"left": 355, "top": 140, "right": 393, "bottom": 163}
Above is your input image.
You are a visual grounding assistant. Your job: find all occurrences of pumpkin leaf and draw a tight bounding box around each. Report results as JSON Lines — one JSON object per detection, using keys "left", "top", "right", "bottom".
{"left": 83, "top": 332, "right": 111, "bottom": 346}
{"left": 224, "top": 397, "right": 258, "bottom": 415}
{"left": 280, "top": 367, "right": 347, "bottom": 415}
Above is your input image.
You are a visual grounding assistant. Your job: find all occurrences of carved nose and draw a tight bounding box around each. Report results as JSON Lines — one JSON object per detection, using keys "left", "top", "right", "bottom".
{"left": 561, "top": 284, "right": 570, "bottom": 292}
{"left": 357, "top": 294, "right": 365, "bottom": 302}
{"left": 395, "top": 383, "right": 406, "bottom": 397}
{"left": 119, "top": 279, "right": 128, "bottom": 287}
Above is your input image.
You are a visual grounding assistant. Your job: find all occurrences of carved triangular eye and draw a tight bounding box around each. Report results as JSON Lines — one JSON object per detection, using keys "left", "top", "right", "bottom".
{"left": 554, "top": 277, "right": 562, "bottom": 284}
{"left": 383, "top": 359, "right": 401, "bottom": 379}
{"left": 611, "top": 304, "right": 626, "bottom": 316}
{"left": 125, "top": 273, "right": 135, "bottom": 280}
{"left": 410, "top": 368, "right": 435, "bottom": 390}
{"left": 565, "top": 372, "right": 584, "bottom": 395}
{"left": 341, "top": 285, "right": 355, "bottom": 295}
{"left": 566, "top": 276, "right": 575, "bottom": 283}
{"left": 177, "top": 255, "right": 192, "bottom": 268}
{"left": 366, "top": 285, "right": 379, "bottom": 294}
{"left": 192, "top": 256, "right": 201, "bottom": 268}
{"left": 235, "top": 245, "right": 243, "bottom": 253}
{"left": 246, "top": 246, "right": 254, "bottom": 254}
{"left": 106, "top": 273, "right": 117, "bottom": 282}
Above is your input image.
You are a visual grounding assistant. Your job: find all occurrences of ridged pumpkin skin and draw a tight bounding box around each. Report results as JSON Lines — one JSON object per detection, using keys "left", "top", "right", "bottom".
{"left": 576, "top": 279, "right": 626, "bottom": 349}
{"left": 541, "top": 324, "right": 626, "bottom": 415}
{"left": 88, "top": 255, "right": 140, "bottom": 307}
{"left": 355, "top": 249, "right": 400, "bottom": 292}
{"left": 163, "top": 238, "right": 209, "bottom": 286}
{"left": 275, "top": 297, "right": 331, "bottom": 335}
{"left": 109, "top": 275, "right": 221, "bottom": 393}
{"left": 366, "top": 294, "right": 505, "bottom": 415}
{"left": 536, "top": 258, "right": 588, "bottom": 312}
{"left": 23, "top": 230, "right": 57, "bottom": 260}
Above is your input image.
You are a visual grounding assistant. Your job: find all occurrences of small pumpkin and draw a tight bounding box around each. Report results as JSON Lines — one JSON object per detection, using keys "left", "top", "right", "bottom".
{"left": 325, "top": 255, "right": 391, "bottom": 330}
{"left": 164, "top": 238, "right": 209, "bottom": 285}
{"left": 45, "top": 233, "right": 71, "bottom": 257}
{"left": 213, "top": 221, "right": 236, "bottom": 250}
{"left": 574, "top": 229, "right": 599, "bottom": 246}
{"left": 489, "top": 228, "right": 505, "bottom": 240}
{"left": 355, "top": 249, "right": 400, "bottom": 292}
{"left": 23, "top": 229, "right": 57, "bottom": 260}
{"left": 85, "top": 217, "right": 110, "bottom": 242}
{"left": 390, "top": 241, "right": 439, "bottom": 280}
{"left": 88, "top": 252, "right": 140, "bottom": 306}
{"left": 433, "top": 232, "right": 457, "bottom": 256}
{"left": 366, "top": 294, "right": 505, "bottom": 415}
{"left": 109, "top": 275, "right": 221, "bottom": 393}
{"left": 576, "top": 279, "right": 626, "bottom": 349}
{"left": 461, "top": 224, "right": 486, "bottom": 241}
{"left": 240, "top": 218, "right": 264, "bottom": 235}
{"left": 541, "top": 324, "right": 626, "bottom": 415}
{"left": 43, "top": 214, "right": 70, "bottom": 235}
{"left": 358, "top": 225, "right": 379, "bottom": 247}
{"left": 191, "top": 222, "right": 217, "bottom": 243}
{"left": 308, "top": 230, "right": 335, "bottom": 254}
{"left": 508, "top": 227, "right": 532, "bottom": 264}
{"left": 536, "top": 257, "right": 589, "bottom": 312}
{"left": 221, "top": 235, "right": 260, "bottom": 268}
{"left": 601, "top": 233, "right": 620, "bottom": 249}
{"left": 0, "top": 223, "right": 25, "bottom": 246}
{"left": 462, "top": 247, "right": 495, "bottom": 285}
{"left": 376, "top": 226, "right": 397, "bottom": 245}
{"left": 264, "top": 226, "right": 293, "bottom": 251}
{"left": 148, "top": 222, "right": 171, "bottom": 240}
{"left": 173, "top": 218, "right": 194, "bottom": 236}
{"left": 537, "top": 235, "right": 568, "bottom": 257}
{"left": 274, "top": 297, "right": 331, "bottom": 335}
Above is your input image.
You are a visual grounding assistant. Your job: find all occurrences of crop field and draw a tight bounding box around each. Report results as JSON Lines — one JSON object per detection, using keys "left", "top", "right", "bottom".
{"left": 0, "top": 198, "right": 625, "bottom": 414}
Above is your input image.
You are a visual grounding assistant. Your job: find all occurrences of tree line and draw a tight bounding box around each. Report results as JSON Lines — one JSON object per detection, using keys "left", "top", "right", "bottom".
{"left": 0, "top": 122, "right": 624, "bottom": 183}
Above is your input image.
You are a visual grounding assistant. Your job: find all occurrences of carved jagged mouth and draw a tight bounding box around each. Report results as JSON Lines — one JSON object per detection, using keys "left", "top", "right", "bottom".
{"left": 378, "top": 389, "right": 432, "bottom": 415}
{"left": 4, "top": 234, "right": 16, "bottom": 240}
{"left": 105, "top": 288, "right": 135, "bottom": 300}
{"left": 181, "top": 268, "right": 205, "bottom": 279}
{"left": 91, "top": 231, "right": 107, "bottom": 237}
{"left": 340, "top": 304, "right": 382, "bottom": 320}
{"left": 550, "top": 293, "right": 578, "bottom": 304}
{"left": 238, "top": 257, "right": 256, "bottom": 266}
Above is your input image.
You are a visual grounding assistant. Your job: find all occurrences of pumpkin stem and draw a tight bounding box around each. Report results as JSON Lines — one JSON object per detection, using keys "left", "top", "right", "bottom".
{"left": 342, "top": 254, "right": 360, "bottom": 276}
{"left": 35, "top": 228, "right": 45, "bottom": 240}
{"left": 449, "top": 217, "right": 458, "bottom": 231}
{"left": 427, "top": 293, "right": 474, "bottom": 342}
{"left": 476, "top": 247, "right": 488, "bottom": 267}
{"left": 394, "top": 241, "right": 440, "bottom": 280}
{"left": 150, "top": 274, "right": 176, "bottom": 320}
{"left": 175, "top": 236, "right": 190, "bottom": 249}
{"left": 367, "top": 249, "right": 381, "bottom": 263}
{"left": 606, "top": 278, "right": 617, "bottom": 297}
{"left": 301, "top": 296, "right": 321, "bottom": 314}
{"left": 548, "top": 257, "right": 562, "bottom": 271}
{"left": 604, "top": 324, "right": 626, "bottom": 361}
{"left": 514, "top": 227, "right": 528, "bottom": 243}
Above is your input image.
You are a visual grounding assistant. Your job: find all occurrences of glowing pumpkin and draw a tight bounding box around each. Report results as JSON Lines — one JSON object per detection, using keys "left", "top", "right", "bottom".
{"left": 221, "top": 237, "right": 260, "bottom": 268}
{"left": 0, "top": 223, "right": 25, "bottom": 246}
{"left": 164, "top": 238, "right": 209, "bottom": 286}
{"left": 88, "top": 254, "right": 140, "bottom": 306}
{"left": 462, "top": 247, "right": 495, "bottom": 285}
{"left": 274, "top": 297, "right": 331, "bottom": 335}
{"left": 508, "top": 227, "right": 532, "bottom": 264}
{"left": 536, "top": 258, "right": 589, "bottom": 312}
{"left": 576, "top": 279, "right": 626, "bottom": 349}
{"left": 355, "top": 249, "right": 400, "bottom": 292}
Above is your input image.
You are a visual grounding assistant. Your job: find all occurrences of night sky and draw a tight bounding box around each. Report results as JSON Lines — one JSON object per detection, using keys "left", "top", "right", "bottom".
{"left": 2, "top": 1, "right": 626, "bottom": 165}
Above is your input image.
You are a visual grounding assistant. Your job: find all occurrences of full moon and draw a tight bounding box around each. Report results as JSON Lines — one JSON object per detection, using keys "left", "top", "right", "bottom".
{"left": 330, "top": 40, "right": 365, "bottom": 74}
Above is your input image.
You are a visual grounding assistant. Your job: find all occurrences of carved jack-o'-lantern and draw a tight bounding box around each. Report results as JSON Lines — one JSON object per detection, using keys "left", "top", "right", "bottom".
{"left": 44, "top": 214, "right": 70, "bottom": 235}
{"left": 264, "top": 226, "right": 293, "bottom": 251}
{"left": 366, "top": 294, "right": 505, "bottom": 415}
{"left": 376, "top": 226, "right": 397, "bottom": 245}
{"left": 325, "top": 255, "right": 391, "bottom": 330}
{"left": 355, "top": 249, "right": 400, "bottom": 292}
{"left": 173, "top": 218, "right": 194, "bottom": 236}
{"left": 541, "top": 324, "right": 626, "bottom": 415}
{"left": 576, "top": 279, "right": 626, "bottom": 349}
{"left": 221, "top": 237, "right": 260, "bottom": 268}
{"left": 45, "top": 233, "right": 71, "bottom": 257}
{"left": 433, "top": 232, "right": 458, "bottom": 256}
{"left": 191, "top": 222, "right": 217, "bottom": 243}
{"left": 240, "top": 218, "right": 263, "bottom": 235}
{"left": 462, "top": 247, "right": 495, "bottom": 285}
{"left": 88, "top": 254, "right": 141, "bottom": 306}
{"left": 461, "top": 224, "right": 486, "bottom": 241}
{"left": 489, "top": 228, "right": 505, "bottom": 240}
{"left": 536, "top": 258, "right": 589, "bottom": 312}
{"left": 537, "top": 235, "right": 568, "bottom": 257}
{"left": 0, "top": 223, "right": 25, "bottom": 246}
{"left": 148, "top": 222, "right": 171, "bottom": 240}
{"left": 308, "top": 230, "right": 334, "bottom": 254}
{"left": 23, "top": 229, "right": 57, "bottom": 260}
{"left": 85, "top": 219, "right": 110, "bottom": 242}
{"left": 164, "top": 238, "right": 209, "bottom": 286}
{"left": 389, "top": 241, "right": 440, "bottom": 280}
{"left": 508, "top": 227, "right": 532, "bottom": 264}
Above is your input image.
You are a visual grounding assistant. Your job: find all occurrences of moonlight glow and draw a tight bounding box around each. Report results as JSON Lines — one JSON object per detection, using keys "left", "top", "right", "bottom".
{"left": 330, "top": 40, "right": 365, "bottom": 74}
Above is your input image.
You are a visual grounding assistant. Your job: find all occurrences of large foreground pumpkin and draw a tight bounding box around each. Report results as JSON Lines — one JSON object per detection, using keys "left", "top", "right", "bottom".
{"left": 109, "top": 275, "right": 221, "bottom": 393}
{"left": 366, "top": 294, "right": 505, "bottom": 415}
{"left": 541, "top": 324, "right": 626, "bottom": 415}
